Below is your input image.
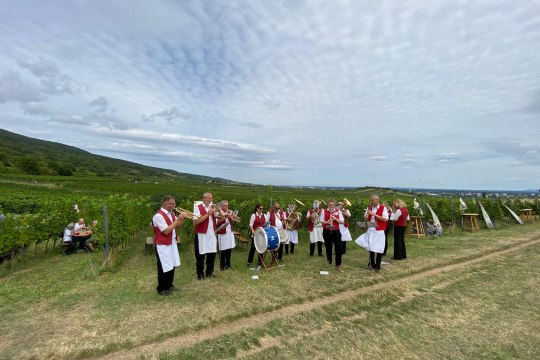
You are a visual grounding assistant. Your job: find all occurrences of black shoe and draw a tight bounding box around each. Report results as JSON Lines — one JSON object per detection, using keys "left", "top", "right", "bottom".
{"left": 197, "top": 274, "right": 205, "bottom": 280}
{"left": 368, "top": 263, "right": 373, "bottom": 271}
{"left": 158, "top": 290, "right": 171, "bottom": 296}
{"left": 374, "top": 267, "right": 380, "bottom": 273}
{"left": 246, "top": 263, "right": 252, "bottom": 268}
{"left": 168, "top": 286, "right": 179, "bottom": 292}
{"left": 206, "top": 273, "right": 217, "bottom": 278}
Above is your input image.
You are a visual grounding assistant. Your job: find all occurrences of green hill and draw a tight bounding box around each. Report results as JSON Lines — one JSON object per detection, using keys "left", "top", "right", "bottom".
{"left": 0, "top": 128, "right": 231, "bottom": 182}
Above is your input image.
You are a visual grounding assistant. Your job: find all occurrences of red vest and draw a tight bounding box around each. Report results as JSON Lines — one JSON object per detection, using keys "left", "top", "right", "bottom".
{"left": 367, "top": 205, "right": 387, "bottom": 231}
{"left": 194, "top": 203, "right": 216, "bottom": 234}
{"left": 269, "top": 210, "right": 286, "bottom": 228}
{"left": 323, "top": 208, "right": 340, "bottom": 230}
{"left": 252, "top": 213, "right": 266, "bottom": 230}
{"left": 217, "top": 215, "right": 233, "bottom": 235}
{"left": 153, "top": 209, "right": 176, "bottom": 245}
{"left": 394, "top": 207, "right": 408, "bottom": 227}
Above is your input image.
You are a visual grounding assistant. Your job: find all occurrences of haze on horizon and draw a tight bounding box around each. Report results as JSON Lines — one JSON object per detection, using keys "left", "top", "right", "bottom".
{"left": 1, "top": 0, "right": 539, "bottom": 190}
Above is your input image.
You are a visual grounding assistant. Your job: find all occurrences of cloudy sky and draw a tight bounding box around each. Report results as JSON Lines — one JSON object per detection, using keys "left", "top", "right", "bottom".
{"left": 1, "top": 0, "right": 539, "bottom": 190}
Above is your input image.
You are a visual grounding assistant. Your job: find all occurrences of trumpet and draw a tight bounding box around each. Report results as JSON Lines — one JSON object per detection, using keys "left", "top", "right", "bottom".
{"left": 174, "top": 207, "right": 200, "bottom": 220}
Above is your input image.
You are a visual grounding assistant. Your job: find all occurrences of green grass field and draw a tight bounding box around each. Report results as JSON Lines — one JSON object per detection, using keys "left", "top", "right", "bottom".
{"left": 1, "top": 222, "right": 539, "bottom": 360}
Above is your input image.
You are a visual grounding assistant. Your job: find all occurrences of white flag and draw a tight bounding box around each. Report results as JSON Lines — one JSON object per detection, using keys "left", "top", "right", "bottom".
{"left": 413, "top": 198, "right": 424, "bottom": 216}
{"left": 459, "top": 198, "right": 467, "bottom": 213}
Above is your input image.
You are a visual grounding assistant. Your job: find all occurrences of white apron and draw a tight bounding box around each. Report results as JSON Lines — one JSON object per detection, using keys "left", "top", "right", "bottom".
{"left": 355, "top": 227, "right": 385, "bottom": 253}
{"left": 218, "top": 224, "right": 236, "bottom": 250}
{"left": 156, "top": 244, "right": 181, "bottom": 272}
{"left": 339, "top": 224, "right": 352, "bottom": 241}
{"left": 286, "top": 229, "right": 299, "bottom": 244}
{"left": 198, "top": 220, "right": 217, "bottom": 255}
{"left": 310, "top": 226, "right": 324, "bottom": 243}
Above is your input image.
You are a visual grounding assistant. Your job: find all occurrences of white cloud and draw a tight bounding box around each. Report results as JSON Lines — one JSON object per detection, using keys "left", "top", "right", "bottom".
{"left": 1, "top": 0, "right": 540, "bottom": 189}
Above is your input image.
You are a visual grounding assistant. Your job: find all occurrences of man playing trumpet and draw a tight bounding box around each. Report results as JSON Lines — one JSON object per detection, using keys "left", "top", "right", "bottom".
{"left": 193, "top": 192, "right": 217, "bottom": 280}
{"left": 152, "top": 195, "right": 187, "bottom": 296}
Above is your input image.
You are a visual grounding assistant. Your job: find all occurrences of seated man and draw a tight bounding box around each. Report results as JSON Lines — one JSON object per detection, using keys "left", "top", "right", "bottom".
{"left": 426, "top": 220, "right": 443, "bottom": 236}
{"left": 62, "top": 223, "right": 76, "bottom": 255}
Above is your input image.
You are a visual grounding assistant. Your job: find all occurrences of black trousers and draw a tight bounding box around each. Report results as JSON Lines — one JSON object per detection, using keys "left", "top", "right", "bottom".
{"left": 247, "top": 235, "right": 261, "bottom": 265}
{"left": 323, "top": 229, "right": 342, "bottom": 266}
{"left": 278, "top": 243, "right": 284, "bottom": 259}
{"left": 369, "top": 251, "right": 382, "bottom": 270}
{"left": 285, "top": 243, "right": 295, "bottom": 254}
{"left": 383, "top": 224, "right": 392, "bottom": 256}
{"left": 393, "top": 226, "right": 407, "bottom": 260}
{"left": 220, "top": 249, "right": 232, "bottom": 269}
{"left": 156, "top": 247, "right": 175, "bottom": 292}
{"left": 194, "top": 234, "right": 216, "bottom": 277}
{"left": 342, "top": 241, "right": 347, "bottom": 254}
{"left": 309, "top": 242, "right": 323, "bottom": 256}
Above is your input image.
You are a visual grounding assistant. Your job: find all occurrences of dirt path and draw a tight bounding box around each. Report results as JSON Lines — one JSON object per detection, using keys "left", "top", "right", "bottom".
{"left": 96, "top": 236, "right": 540, "bottom": 360}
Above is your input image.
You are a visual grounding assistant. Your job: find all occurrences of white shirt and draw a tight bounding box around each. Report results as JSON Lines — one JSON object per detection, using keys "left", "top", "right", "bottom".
{"left": 390, "top": 208, "right": 410, "bottom": 222}
{"left": 74, "top": 223, "right": 85, "bottom": 232}
{"left": 339, "top": 209, "right": 352, "bottom": 241}
{"left": 63, "top": 228, "right": 73, "bottom": 243}
{"left": 152, "top": 208, "right": 181, "bottom": 272}
{"left": 267, "top": 210, "right": 285, "bottom": 230}
{"left": 194, "top": 203, "right": 217, "bottom": 254}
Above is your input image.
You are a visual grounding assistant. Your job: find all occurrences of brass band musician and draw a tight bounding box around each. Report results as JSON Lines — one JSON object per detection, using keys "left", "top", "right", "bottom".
{"left": 216, "top": 200, "right": 236, "bottom": 271}
{"left": 193, "top": 192, "right": 217, "bottom": 280}
{"left": 307, "top": 200, "right": 324, "bottom": 256}
{"left": 320, "top": 198, "right": 345, "bottom": 273}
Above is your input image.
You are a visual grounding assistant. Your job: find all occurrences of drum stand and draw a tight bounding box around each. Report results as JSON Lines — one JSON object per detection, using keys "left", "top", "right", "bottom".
{"left": 258, "top": 249, "right": 280, "bottom": 271}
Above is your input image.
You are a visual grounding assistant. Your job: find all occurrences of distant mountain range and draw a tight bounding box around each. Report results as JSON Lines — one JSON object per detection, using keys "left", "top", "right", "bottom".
{"left": 0, "top": 129, "right": 239, "bottom": 184}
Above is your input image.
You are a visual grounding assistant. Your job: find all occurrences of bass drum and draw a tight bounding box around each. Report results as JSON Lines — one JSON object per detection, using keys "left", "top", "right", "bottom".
{"left": 278, "top": 229, "right": 288, "bottom": 243}
{"left": 254, "top": 226, "right": 280, "bottom": 253}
